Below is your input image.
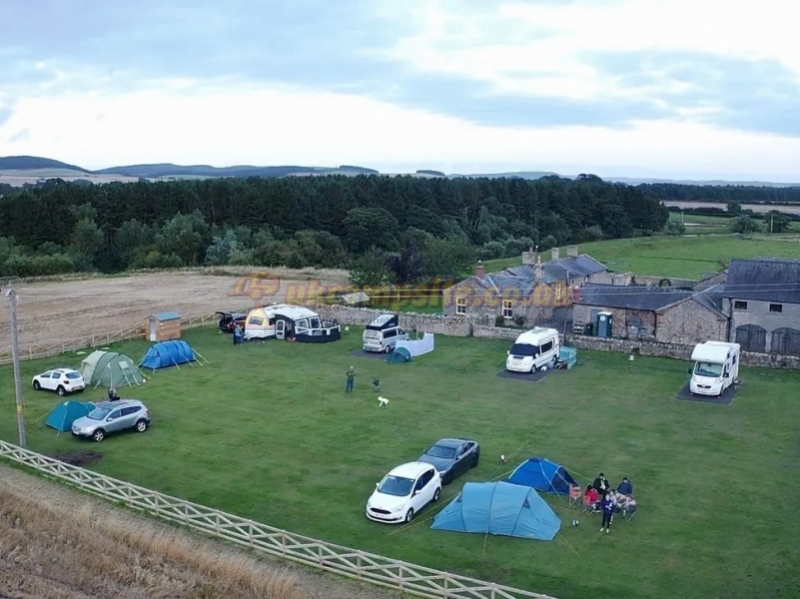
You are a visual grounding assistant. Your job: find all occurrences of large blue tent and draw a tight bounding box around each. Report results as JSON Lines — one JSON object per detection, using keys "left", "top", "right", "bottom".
{"left": 430, "top": 481, "right": 560, "bottom": 541}
{"left": 507, "top": 457, "right": 578, "bottom": 495}
{"left": 45, "top": 400, "right": 96, "bottom": 433}
{"left": 139, "top": 340, "right": 197, "bottom": 371}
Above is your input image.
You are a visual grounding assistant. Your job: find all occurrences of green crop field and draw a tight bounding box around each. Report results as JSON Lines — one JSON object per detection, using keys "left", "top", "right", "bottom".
{"left": 1, "top": 328, "right": 799, "bottom": 599}
{"left": 485, "top": 234, "right": 800, "bottom": 279}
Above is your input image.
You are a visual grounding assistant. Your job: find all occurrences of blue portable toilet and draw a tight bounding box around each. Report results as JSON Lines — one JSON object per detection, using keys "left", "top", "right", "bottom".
{"left": 45, "top": 400, "right": 96, "bottom": 433}
{"left": 431, "top": 482, "right": 560, "bottom": 540}
{"left": 507, "top": 457, "right": 579, "bottom": 495}
{"left": 139, "top": 340, "right": 197, "bottom": 371}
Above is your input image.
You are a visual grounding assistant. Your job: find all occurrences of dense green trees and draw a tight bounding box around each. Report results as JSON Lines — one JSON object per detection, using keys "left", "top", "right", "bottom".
{"left": 0, "top": 174, "right": 671, "bottom": 278}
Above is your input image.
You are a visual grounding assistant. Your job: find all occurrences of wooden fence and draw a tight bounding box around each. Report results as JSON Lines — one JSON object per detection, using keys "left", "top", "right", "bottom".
{"left": 0, "top": 441, "right": 556, "bottom": 599}
{"left": 0, "top": 311, "right": 222, "bottom": 366}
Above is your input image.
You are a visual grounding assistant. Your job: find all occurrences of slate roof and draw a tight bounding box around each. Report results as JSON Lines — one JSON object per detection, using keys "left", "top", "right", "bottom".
{"left": 576, "top": 284, "right": 693, "bottom": 311}
{"left": 504, "top": 254, "right": 606, "bottom": 285}
{"left": 477, "top": 274, "right": 535, "bottom": 296}
{"left": 691, "top": 284, "right": 725, "bottom": 315}
{"left": 720, "top": 258, "right": 800, "bottom": 304}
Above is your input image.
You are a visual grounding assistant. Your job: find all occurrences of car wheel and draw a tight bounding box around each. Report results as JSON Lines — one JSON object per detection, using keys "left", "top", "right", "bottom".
{"left": 33, "top": 380, "right": 40, "bottom": 390}
{"left": 92, "top": 429, "right": 105, "bottom": 442}
{"left": 135, "top": 419, "right": 148, "bottom": 433}
{"left": 385, "top": 345, "right": 392, "bottom": 354}
{"left": 433, "top": 487, "right": 441, "bottom": 502}
{"left": 404, "top": 508, "right": 414, "bottom": 523}
{"left": 57, "top": 386, "right": 65, "bottom": 396}
{"left": 471, "top": 453, "right": 480, "bottom": 468}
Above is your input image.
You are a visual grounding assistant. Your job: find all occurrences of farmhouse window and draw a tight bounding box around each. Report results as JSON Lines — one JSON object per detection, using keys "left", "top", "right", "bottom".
{"left": 502, "top": 300, "right": 513, "bottom": 318}
{"left": 456, "top": 298, "right": 466, "bottom": 315}
{"left": 733, "top": 301, "right": 748, "bottom": 310}
{"left": 769, "top": 303, "right": 783, "bottom": 313}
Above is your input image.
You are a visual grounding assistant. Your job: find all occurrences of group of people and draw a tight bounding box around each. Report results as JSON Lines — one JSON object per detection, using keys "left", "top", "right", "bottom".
{"left": 582, "top": 473, "right": 637, "bottom": 533}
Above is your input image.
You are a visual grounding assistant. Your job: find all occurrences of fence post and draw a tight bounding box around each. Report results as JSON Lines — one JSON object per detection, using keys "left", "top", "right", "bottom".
{"left": 61, "top": 341, "right": 65, "bottom": 354}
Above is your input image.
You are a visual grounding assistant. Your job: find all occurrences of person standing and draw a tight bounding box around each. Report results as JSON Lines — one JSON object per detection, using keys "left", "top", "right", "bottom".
{"left": 345, "top": 366, "right": 355, "bottom": 393}
{"left": 600, "top": 493, "right": 615, "bottom": 533}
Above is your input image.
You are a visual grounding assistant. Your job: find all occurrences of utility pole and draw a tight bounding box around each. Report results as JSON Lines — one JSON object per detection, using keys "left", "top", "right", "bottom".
{"left": 5, "top": 288, "right": 27, "bottom": 448}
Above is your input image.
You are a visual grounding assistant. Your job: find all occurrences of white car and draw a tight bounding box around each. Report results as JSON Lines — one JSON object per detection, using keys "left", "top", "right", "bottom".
{"left": 366, "top": 461, "right": 442, "bottom": 524}
{"left": 32, "top": 368, "right": 86, "bottom": 396}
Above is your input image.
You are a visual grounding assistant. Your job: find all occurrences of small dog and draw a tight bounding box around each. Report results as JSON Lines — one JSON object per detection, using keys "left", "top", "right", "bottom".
{"left": 378, "top": 396, "right": 389, "bottom": 408}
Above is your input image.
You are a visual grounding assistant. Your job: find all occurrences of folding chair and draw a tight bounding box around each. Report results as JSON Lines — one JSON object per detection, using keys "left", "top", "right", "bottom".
{"left": 623, "top": 503, "right": 638, "bottom": 521}
{"left": 582, "top": 495, "right": 599, "bottom": 515}
{"left": 568, "top": 485, "right": 582, "bottom": 507}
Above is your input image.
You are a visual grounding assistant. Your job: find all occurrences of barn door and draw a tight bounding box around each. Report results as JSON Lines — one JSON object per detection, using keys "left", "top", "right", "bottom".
{"left": 735, "top": 324, "right": 766, "bottom": 353}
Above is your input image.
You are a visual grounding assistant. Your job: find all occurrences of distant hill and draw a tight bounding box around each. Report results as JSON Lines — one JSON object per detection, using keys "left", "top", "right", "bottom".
{"left": 0, "top": 156, "right": 90, "bottom": 173}
{"left": 1, "top": 155, "right": 798, "bottom": 187}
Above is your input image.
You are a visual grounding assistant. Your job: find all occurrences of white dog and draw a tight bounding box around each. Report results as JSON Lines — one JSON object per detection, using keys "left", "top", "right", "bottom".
{"left": 378, "top": 396, "right": 389, "bottom": 408}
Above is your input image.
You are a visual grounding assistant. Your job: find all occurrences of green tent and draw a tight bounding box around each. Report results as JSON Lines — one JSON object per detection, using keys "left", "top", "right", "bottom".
{"left": 80, "top": 350, "right": 145, "bottom": 389}
{"left": 386, "top": 347, "right": 412, "bottom": 364}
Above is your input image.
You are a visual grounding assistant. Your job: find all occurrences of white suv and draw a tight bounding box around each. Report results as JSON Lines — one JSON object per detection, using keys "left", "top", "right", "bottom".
{"left": 366, "top": 462, "right": 442, "bottom": 523}
{"left": 32, "top": 368, "right": 86, "bottom": 396}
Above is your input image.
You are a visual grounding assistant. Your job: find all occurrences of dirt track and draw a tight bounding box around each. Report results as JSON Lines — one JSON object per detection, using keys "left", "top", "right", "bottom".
{"left": 0, "top": 267, "right": 349, "bottom": 350}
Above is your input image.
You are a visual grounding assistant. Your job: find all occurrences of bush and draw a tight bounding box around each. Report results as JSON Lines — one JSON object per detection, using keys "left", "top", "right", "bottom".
{"left": 1, "top": 253, "right": 75, "bottom": 277}
{"left": 514, "top": 315, "right": 526, "bottom": 327}
{"left": 495, "top": 315, "right": 505, "bottom": 327}
{"left": 666, "top": 221, "right": 686, "bottom": 235}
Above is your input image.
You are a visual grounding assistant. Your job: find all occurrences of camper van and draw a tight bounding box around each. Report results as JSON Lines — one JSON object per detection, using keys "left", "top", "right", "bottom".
{"left": 689, "top": 341, "right": 740, "bottom": 396}
{"left": 243, "top": 304, "right": 341, "bottom": 343}
{"left": 505, "top": 327, "right": 561, "bottom": 373}
{"left": 362, "top": 313, "right": 408, "bottom": 353}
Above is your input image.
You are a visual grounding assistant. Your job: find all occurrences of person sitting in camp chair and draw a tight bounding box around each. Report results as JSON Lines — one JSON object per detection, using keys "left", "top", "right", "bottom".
{"left": 583, "top": 484, "right": 600, "bottom": 512}
{"left": 108, "top": 387, "right": 120, "bottom": 401}
{"left": 616, "top": 476, "right": 633, "bottom": 497}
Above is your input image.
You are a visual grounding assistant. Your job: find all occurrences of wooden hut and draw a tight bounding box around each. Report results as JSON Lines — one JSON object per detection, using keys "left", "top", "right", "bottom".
{"left": 145, "top": 311, "right": 181, "bottom": 342}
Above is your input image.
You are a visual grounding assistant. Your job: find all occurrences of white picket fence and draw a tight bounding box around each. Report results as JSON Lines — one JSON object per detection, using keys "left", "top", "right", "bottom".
{"left": 0, "top": 441, "right": 557, "bottom": 599}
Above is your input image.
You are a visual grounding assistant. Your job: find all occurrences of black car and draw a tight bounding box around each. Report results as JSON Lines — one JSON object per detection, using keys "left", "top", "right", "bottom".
{"left": 418, "top": 437, "right": 480, "bottom": 484}
{"left": 217, "top": 311, "right": 247, "bottom": 333}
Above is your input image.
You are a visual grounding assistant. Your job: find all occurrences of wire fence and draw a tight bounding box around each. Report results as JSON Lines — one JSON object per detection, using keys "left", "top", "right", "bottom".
{"left": 0, "top": 441, "right": 557, "bottom": 599}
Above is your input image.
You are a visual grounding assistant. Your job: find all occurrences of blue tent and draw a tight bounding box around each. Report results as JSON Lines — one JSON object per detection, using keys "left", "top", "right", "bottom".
{"left": 508, "top": 457, "right": 578, "bottom": 495}
{"left": 45, "top": 400, "right": 96, "bottom": 433}
{"left": 431, "top": 482, "right": 560, "bottom": 540}
{"left": 139, "top": 340, "right": 197, "bottom": 371}
{"left": 386, "top": 347, "right": 412, "bottom": 364}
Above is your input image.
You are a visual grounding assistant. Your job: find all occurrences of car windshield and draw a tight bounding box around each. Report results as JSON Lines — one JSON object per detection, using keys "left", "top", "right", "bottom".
{"left": 377, "top": 475, "right": 414, "bottom": 497}
{"left": 65, "top": 372, "right": 81, "bottom": 379}
{"left": 695, "top": 362, "right": 723, "bottom": 377}
{"left": 510, "top": 343, "right": 537, "bottom": 356}
{"left": 87, "top": 406, "right": 114, "bottom": 420}
{"left": 425, "top": 445, "right": 457, "bottom": 459}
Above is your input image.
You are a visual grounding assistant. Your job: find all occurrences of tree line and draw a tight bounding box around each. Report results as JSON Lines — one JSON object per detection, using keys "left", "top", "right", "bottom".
{"left": 641, "top": 183, "right": 800, "bottom": 204}
{"left": 0, "top": 174, "right": 669, "bottom": 279}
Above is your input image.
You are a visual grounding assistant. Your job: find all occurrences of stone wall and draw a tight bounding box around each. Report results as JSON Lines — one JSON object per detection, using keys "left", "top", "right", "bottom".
{"left": 656, "top": 299, "right": 728, "bottom": 345}
{"left": 314, "top": 305, "right": 472, "bottom": 336}
{"left": 573, "top": 304, "right": 656, "bottom": 337}
{"left": 566, "top": 334, "right": 800, "bottom": 369}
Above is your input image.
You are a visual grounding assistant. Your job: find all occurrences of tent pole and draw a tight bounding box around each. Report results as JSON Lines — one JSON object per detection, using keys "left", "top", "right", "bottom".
{"left": 193, "top": 349, "right": 209, "bottom": 364}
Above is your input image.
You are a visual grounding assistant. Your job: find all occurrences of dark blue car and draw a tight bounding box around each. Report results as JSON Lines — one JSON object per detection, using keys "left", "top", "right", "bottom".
{"left": 418, "top": 437, "right": 480, "bottom": 484}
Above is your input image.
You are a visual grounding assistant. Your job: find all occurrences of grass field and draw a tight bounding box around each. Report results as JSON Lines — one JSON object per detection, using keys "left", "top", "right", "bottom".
{"left": 1, "top": 328, "right": 799, "bottom": 599}
{"left": 485, "top": 234, "right": 800, "bottom": 278}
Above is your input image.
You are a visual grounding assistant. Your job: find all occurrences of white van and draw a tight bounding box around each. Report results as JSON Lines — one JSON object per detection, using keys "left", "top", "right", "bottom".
{"left": 363, "top": 314, "right": 408, "bottom": 353}
{"left": 689, "top": 341, "right": 740, "bottom": 396}
{"left": 505, "top": 327, "right": 561, "bottom": 373}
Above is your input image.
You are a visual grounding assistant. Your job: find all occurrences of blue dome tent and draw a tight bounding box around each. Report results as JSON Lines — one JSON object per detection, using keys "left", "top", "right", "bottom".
{"left": 507, "top": 457, "right": 578, "bottom": 495}
{"left": 431, "top": 481, "right": 560, "bottom": 541}
{"left": 386, "top": 347, "right": 412, "bottom": 364}
{"left": 45, "top": 400, "right": 96, "bottom": 434}
{"left": 139, "top": 340, "right": 206, "bottom": 372}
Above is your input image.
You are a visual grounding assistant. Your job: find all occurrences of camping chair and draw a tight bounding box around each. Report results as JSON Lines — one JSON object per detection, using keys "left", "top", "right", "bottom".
{"left": 623, "top": 503, "right": 638, "bottom": 522}
{"left": 568, "top": 485, "right": 582, "bottom": 507}
{"left": 582, "top": 495, "right": 599, "bottom": 515}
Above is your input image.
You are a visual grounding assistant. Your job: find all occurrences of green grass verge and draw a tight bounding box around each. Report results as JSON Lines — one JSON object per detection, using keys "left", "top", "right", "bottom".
{"left": 1, "top": 328, "right": 799, "bottom": 599}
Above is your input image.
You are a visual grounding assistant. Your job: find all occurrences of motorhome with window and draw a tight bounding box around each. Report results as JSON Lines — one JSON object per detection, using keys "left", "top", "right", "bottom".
{"left": 243, "top": 304, "right": 341, "bottom": 343}
{"left": 505, "top": 327, "right": 561, "bottom": 373}
{"left": 362, "top": 313, "right": 409, "bottom": 353}
{"left": 689, "top": 341, "right": 739, "bottom": 396}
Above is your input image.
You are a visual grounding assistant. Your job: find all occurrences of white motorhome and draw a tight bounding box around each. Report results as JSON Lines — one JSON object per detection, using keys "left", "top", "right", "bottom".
{"left": 505, "top": 327, "right": 561, "bottom": 373}
{"left": 689, "top": 341, "right": 740, "bottom": 396}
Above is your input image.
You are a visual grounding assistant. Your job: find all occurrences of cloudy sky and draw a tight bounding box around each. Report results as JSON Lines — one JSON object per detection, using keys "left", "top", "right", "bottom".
{"left": 1, "top": 0, "right": 799, "bottom": 180}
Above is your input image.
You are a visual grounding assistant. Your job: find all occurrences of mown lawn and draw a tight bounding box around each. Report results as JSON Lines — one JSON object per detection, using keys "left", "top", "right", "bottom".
{"left": 485, "top": 234, "right": 800, "bottom": 278}
{"left": 1, "top": 328, "right": 799, "bottom": 599}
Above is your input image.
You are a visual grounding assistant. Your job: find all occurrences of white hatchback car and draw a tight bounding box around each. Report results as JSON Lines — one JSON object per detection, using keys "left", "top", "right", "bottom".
{"left": 32, "top": 368, "right": 86, "bottom": 396}
{"left": 366, "top": 461, "right": 442, "bottom": 524}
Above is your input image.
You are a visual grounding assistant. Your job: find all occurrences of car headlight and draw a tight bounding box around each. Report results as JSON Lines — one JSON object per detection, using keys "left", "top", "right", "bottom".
{"left": 391, "top": 505, "right": 404, "bottom": 512}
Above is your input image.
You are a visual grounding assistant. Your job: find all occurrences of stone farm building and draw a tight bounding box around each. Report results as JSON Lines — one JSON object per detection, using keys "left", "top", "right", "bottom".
{"left": 442, "top": 245, "right": 607, "bottom": 325}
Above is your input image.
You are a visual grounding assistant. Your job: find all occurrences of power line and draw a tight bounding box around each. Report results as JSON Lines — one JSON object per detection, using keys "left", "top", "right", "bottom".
{"left": 4, "top": 288, "right": 27, "bottom": 448}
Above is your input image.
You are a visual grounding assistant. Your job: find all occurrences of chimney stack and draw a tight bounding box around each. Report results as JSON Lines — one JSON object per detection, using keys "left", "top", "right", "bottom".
{"left": 567, "top": 245, "right": 578, "bottom": 258}
{"left": 551, "top": 247, "right": 559, "bottom": 261}
{"left": 534, "top": 255, "right": 543, "bottom": 282}
{"left": 475, "top": 261, "right": 485, "bottom": 279}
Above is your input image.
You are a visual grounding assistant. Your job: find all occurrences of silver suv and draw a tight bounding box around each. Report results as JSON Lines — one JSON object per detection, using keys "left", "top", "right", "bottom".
{"left": 71, "top": 400, "right": 151, "bottom": 442}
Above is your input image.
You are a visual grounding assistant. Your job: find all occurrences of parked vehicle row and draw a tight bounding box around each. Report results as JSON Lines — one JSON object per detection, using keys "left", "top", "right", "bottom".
{"left": 366, "top": 437, "right": 480, "bottom": 524}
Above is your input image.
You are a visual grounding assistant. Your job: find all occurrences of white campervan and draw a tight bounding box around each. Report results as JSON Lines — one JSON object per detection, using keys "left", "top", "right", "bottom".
{"left": 505, "top": 327, "right": 561, "bottom": 373}
{"left": 362, "top": 313, "right": 408, "bottom": 353}
{"left": 690, "top": 341, "right": 740, "bottom": 396}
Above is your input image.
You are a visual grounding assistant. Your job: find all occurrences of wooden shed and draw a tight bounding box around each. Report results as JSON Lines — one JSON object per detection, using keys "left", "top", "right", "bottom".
{"left": 145, "top": 311, "right": 181, "bottom": 342}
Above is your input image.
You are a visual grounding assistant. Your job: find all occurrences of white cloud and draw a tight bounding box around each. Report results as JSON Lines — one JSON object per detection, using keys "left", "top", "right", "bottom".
{"left": 381, "top": 0, "right": 800, "bottom": 100}
{"left": 2, "top": 78, "right": 799, "bottom": 180}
